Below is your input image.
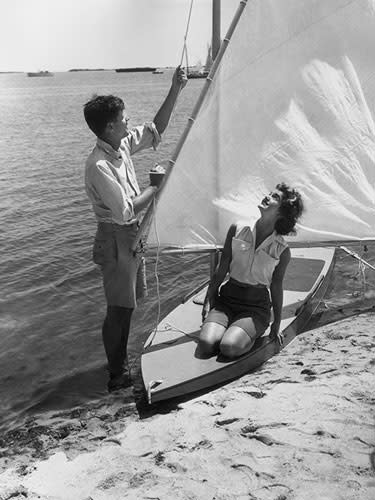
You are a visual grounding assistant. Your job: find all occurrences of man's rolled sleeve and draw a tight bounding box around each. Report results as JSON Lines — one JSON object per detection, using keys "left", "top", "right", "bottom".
{"left": 125, "top": 122, "right": 161, "bottom": 155}
{"left": 91, "top": 162, "right": 135, "bottom": 224}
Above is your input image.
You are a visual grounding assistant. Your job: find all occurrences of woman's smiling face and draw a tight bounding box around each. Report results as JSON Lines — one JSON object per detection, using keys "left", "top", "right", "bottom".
{"left": 258, "top": 189, "right": 283, "bottom": 214}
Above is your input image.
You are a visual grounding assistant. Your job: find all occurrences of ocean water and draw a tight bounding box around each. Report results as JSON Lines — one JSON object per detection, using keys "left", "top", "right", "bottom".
{"left": 0, "top": 70, "right": 374, "bottom": 433}
{"left": 0, "top": 70, "right": 210, "bottom": 432}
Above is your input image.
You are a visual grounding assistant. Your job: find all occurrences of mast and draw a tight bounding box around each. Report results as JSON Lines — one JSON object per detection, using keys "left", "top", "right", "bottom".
{"left": 211, "top": 0, "right": 221, "bottom": 263}
{"left": 212, "top": 0, "right": 221, "bottom": 60}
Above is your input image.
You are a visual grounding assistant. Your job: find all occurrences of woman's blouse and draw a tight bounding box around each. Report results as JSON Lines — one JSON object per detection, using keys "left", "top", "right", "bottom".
{"left": 229, "top": 224, "right": 288, "bottom": 286}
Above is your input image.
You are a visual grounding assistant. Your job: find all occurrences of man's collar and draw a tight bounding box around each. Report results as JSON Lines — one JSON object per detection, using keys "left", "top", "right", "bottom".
{"left": 96, "top": 138, "right": 122, "bottom": 159}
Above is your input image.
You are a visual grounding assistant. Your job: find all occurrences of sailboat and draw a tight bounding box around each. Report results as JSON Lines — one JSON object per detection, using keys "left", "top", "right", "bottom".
{"left": 139, "top": 0, "right": 375, "bottom": 403}
{"left": 27, "top": 70, "right": 54, "bottom": 77}
{"left": 187, "top": 44, "right": 213, "bottom": 79}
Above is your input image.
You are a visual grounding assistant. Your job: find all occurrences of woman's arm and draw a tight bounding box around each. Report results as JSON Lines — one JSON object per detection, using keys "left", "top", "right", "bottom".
{"left": 202, "top": 224, "right": 236, "bottom": 320}
{"left": 269, "top": 246, "right": 291, "bottom": 345}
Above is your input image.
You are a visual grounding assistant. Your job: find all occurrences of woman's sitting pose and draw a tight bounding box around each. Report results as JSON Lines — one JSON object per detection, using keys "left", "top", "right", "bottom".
{"left": 198, "top": 183, "right": 304, "bottom": 359}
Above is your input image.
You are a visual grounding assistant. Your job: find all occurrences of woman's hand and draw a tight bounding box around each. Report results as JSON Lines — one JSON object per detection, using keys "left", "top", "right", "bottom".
{"left": 269, "top": 322, "right": 283, "bottom": 346}
{"left": 201, "top": 296, "right": 211, "bottom": 322}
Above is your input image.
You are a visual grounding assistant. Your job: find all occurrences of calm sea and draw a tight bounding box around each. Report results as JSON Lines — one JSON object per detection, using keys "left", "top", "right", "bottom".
{"left": 0, "top": 70, "right": 373, "bottom": 433}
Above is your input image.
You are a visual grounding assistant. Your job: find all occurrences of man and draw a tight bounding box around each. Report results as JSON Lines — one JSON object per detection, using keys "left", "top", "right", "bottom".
{"left": 84, "top": 66, "right": 187, "bottom": 392}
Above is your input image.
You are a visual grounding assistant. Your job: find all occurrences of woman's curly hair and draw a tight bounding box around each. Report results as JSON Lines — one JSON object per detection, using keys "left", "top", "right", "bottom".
{"left": 274, "top": 182, "right": 304, "bottom": 235}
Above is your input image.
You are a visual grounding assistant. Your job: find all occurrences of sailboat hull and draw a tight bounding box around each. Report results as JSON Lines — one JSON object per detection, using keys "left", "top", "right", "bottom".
{"left": 187, "top": 71, "right": 208, "bottom": 79}
{"left": 141, "top": 247, "right": 335, "bottom": 404}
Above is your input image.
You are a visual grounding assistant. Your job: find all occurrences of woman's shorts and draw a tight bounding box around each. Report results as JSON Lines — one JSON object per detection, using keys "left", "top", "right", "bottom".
{"left": 93, "top": 222, "right": 147, "bottom": 308}
{"left": 204, "top": 280, "right": 271, "bottom": 340}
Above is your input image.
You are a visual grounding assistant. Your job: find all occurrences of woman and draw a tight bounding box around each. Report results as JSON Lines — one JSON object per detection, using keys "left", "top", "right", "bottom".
{"left": 198, "top": 183, "right": 304, "bottom": 359}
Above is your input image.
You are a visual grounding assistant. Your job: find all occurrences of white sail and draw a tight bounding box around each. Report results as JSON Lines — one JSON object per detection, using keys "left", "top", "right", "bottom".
{"left": 148, "top": 0, "right": 375, "bottom": 249}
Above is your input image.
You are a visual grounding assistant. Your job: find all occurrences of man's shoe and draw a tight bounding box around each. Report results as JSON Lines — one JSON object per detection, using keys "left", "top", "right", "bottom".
{"left": 107, "top": 372, "right": 132, "bottom": 393}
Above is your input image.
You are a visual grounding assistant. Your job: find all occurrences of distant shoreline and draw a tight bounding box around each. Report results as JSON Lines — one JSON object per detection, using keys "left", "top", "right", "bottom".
{"left": 68, "top": 68, "right": 110, "bottom": 72}
{"left": 0, "top": 67, "right": 176, "bottom": 74}
{"left": 115, "top": 66, "right": 156, "bottom": 73}
{"left": 71, "top": 67, "right": 164, "bottom": 73}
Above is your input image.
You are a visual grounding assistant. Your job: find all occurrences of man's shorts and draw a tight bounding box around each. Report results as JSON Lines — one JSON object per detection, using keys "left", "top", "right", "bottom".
{"left": 93, "top": 222, "right": 147, "bottom": 308}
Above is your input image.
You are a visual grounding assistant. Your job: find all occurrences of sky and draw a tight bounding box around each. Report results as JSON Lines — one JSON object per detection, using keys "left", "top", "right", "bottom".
{"left": 0, "top": 0, "right": 240, "bottom": 72}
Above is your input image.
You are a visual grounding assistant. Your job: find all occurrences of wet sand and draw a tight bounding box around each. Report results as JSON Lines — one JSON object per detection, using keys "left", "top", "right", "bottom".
{"left": 0, "top": 310, "right": 374, "bottom": 500}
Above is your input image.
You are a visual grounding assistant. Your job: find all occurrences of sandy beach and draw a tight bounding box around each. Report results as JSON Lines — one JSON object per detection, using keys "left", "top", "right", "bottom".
{"left": 0, "top": 310, "right": 374, "bottom": 500}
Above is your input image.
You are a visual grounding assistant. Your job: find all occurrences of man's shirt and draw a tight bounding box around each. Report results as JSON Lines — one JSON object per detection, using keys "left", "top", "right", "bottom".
{"left": 85, "top": 122, "right": 161, "bottom": 225}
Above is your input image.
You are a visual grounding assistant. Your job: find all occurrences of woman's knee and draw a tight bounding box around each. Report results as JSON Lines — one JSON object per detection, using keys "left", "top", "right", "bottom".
{"left": 219, "top": 326, "right": 254, "bottom": 359}
{"left": 198, "top": 322, "right": 226, "bottom": 355}
{"left": 219, "top": 339, "right": 244, "bottom": 359}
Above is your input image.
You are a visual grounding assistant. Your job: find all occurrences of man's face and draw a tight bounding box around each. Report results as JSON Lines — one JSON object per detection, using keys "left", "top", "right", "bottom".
{"left": 110, "top": 109, "right": 130, "bottom": 141}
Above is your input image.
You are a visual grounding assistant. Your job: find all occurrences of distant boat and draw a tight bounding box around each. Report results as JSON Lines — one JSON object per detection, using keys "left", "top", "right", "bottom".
{"left": 115, "top": 67, "right": 156, "bottom": 73}
{"left": 27, "top": 71, "right": 54, "bottom": 77}
{"left": 152, "top": 69, "right": 164, "bottom": 74}
{"left": 187, "top": 44, "right": 212, "bottom": 79}
{"left": 187, "top": 69, "right": 209, "bottom": 79}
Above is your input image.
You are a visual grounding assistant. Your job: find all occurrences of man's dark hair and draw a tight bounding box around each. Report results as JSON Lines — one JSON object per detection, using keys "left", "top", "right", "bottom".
{"left": 83, "top": 95, "right": 125, "bottom": 137}
{"left": 274, "top": 182, "right": 304, "bottom": 235}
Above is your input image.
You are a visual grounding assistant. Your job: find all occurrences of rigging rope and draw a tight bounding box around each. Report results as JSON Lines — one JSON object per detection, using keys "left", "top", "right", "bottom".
{"left": 180, "top": 0, "right": 195, "bottom": 68}
{"left": 357, "top": 245, "right": 368, "bottom": 297}
{"left": 151, "top": 196, "right": 162, "bottom": 341}
{"left": 142, "top": 195, "right": 204, "bottom": 353}
{"left": 339, "top": 244, "right": 373, "bottom": 299}
{"left": 129, "top": 198, "right": 161, "bottom": 376}
{"left": 139, "top": 0, "right": 197, "bottom": 356}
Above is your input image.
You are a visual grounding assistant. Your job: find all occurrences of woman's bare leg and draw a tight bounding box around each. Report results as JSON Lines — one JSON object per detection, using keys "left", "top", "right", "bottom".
{"left": 198, "top": 322, "right": 227, "bottom": 357}
{"left": 219, "top": 318, "right": 258, "bottom": 359}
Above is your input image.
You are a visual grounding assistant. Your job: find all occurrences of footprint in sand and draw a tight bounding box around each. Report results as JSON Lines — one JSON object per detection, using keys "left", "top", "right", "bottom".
{"left": 0, "top": 486, "right": 28, "bottom": 500}
{"left": 153, "top": 450, "right": 188, "bottom": 472}
{"left": 301, "top": 368, "right": 318, "bottom": 381}
{"left": 314, "top": 429, "right": 337, "bottom": 439}
{"left": 128, "top": 471, "right": 158, "bottom": 488}
{"left": 300, "top": 368, "right": 317, "bottom": 376}
{"left": 240, "top": 429, "right": 279, "bottom": 446}
{"left": 97, "top": 471, "right": 129, "bottom": 490}
{"left": 191, "top": 439, "right": 213, "bottom": 451}
{"left": 241, "top": 389, "right": 266, "bottom": 398}
{"left": 241, "top": 423, "right": 260, "bottom": 434}
{"left": 215, "top": 417, "right": 240, "bottom": 426}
